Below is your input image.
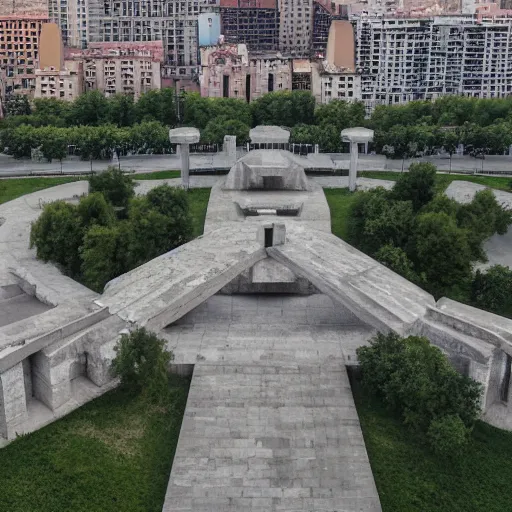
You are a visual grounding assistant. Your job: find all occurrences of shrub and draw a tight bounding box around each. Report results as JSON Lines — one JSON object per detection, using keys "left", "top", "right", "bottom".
{"left": 392, "top": 162, "right": 437, "bottom": 211}
{"left": 471, "top": 265, "right": 512, "bottom": 317}
{"left": 29, "top": 200, "right": 83, "bottom": 275}
{"left": 111, "top": 328, "right": 174, "bottom": 404}
{"left": 357, "top": 332, "right": 482, "bottom": 452}
{"left": 375, "top": 244, "right": 422, "bottom": 285}
{"left": 427, "top": 414, "right": 470, "bottom": 458}
{"left": 89, "top": 167, "right": 136, "bottom": 208}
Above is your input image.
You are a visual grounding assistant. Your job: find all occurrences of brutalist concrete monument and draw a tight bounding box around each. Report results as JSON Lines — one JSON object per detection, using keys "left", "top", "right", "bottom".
{"left": 169, "top": 127, "right": 200, "bottom": 189}
{"left": 249, "top": 125, "right": 290, "bottom": 144}
{"left": 341, "top": 127, "right": 374, "bottom": 192}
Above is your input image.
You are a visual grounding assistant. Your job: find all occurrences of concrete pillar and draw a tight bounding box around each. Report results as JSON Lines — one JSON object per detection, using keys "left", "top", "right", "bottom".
{"left": 181, "top": 143, "right": 190, "bottom": 190}
{"left": 223, "top": 135, "right": 237, "bottom": 166}
{"left": 0, "top": 363, "right": 28, "bottom": 440}
{"left": 349, "top": 141, "right": 359, "bottom": 192}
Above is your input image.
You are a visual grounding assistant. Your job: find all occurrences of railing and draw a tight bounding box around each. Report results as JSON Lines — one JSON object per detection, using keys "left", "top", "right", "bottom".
{"left": 190, "top": 143, "right": 220, "bottom": 153}
{"left": 246, "top": 142, "right": 317, "bottom": 155}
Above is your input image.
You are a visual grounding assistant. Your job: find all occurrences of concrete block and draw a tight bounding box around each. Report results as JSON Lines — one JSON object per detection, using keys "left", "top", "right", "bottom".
{"left": 0, "top": 363, "right": 28, "bottom": 439}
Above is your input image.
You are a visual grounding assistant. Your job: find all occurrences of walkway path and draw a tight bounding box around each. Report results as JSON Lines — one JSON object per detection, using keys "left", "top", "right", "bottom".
{"left": 164, "top": 363, "right": 380, "bottom": 512}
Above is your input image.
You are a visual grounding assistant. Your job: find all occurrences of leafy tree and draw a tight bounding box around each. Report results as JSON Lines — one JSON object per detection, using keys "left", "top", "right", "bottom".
{"left": 201, "top": 117, "right": 250, "bottom": 145}
{"left": 421, "top": 193, "right": 460, "bottom": 217}
{"left": 29, "top": 200, "right": 82, "bottom": 275}
{"left": 89, "top": 167, "right": 136, "bottom": 209}
{"left": 251, "top": 91, "right": 315, "bottom": 127}
{"left": 69, "top": 91, "right": 109, "bottom": 126}
{"left": 135, "top": 88, "right": 177, "bottom": 126}
{"left": 33, "top": 97, "right": 70, "bottom": 120}
{"left": 427, "top": 414, "right": 470, "bottom": 458}
{"left": 107, "top": 93, "right": 136, "bottom": 127}
{"left": 111, "top": 327, "right": 174, "bottom": 404}
{"left": 347, "top": 188, "right": 414, "bottom": 255}
{"left": 183, "top": 93, "right": 251, "bottom": 129}
{"left": 290, "top": 124, "right": 340, "bottom": 152}
{"left": 471, "top": 265, "right": 512, "bottom": 317}
{"left": 357, "top": 332, "right": 482, "bottom": 455}
{"left": 375, "top": 244, "right": 422, "bottom": 285}
{"left": 314, "top": 100, "right": 365, "bottom": 132}
{"left": 412, "top": 212, "right": 472, "bottom": 295}
{"left": 127, "top": 185, "right": 192, "bottom": 267}
{"left": 4, "top": 94, "right": 31, "bottom": 116}
{"left": 38, "top": 126, "right": 68, "bottom": 162}
{"left": 392, "top": 162, "right": 437, "bottom": 211}
{"left": 77, "top": 192, "right": 116, "bottom": 229}
{"left": 457, "top": 189, "right": 512, "bottom": 261}
{"left": 80, "top": 223, "right": 128, "bottom": 292}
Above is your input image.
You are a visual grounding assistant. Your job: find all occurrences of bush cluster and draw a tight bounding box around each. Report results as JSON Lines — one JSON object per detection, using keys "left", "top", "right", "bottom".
{"left": 111, "top": 327, "right": 174, "bottom": 404}
{"left": 30, "top": 168, "right": 192, "bottom": 292}
{"left": 357, "top": 332, "right": 482, "bottom": 457}
{"left": 347, "top": 163, "right": 512, "bottom": 300}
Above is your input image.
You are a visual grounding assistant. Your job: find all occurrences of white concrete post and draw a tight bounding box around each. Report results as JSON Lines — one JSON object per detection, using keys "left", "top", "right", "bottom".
{"left": 349, "top": 141, "right": 359, "bottom": 192}
{"left": 181, "top": 144, "right": 190, "bottom": 190}
{"left": 0, "top": 363, "right": 28, "bottom": 440}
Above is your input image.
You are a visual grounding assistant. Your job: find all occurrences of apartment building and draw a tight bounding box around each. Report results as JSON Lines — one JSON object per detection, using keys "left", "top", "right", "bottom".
{"left": 352, "top": 13, "right": 512, "bottom": 114}
{"left": 0, "top": 0, "right": 49, "bottom": 16}
{"left": 279, "top": 0, "right": 313, "bottom": 55}
{"left": 35, "top": 22, "right": 84, "bottom": 100}
{"left": 0, "top": 14, "right": 49, "bottom": 98}
{"left": 220, "top": 0, "right": 279, "bottom": 52}
{"left": 65, "top": 41, "right": 163, "bottom": 98}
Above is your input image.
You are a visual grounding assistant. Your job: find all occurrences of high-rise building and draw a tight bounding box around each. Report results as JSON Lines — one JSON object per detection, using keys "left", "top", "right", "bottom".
{"left": 0, "top": 14, "right": 49, "bottom": 98}
{"left": 65, "top": 41, "right": 163, "bottom": 98}
{"left": 35, "top": 22, "right": 84, "bottom": 100}
{"left": 350, "top": 13, "right": 512, "bottom": 114}
{"left": 278, "top": 0, "right": 313, "bottom": 55}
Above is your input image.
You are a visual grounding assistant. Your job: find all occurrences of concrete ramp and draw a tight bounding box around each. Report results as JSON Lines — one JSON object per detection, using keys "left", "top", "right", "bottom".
{"left": 98, "top": 227, "right": 267, "bottom": 330}
{"left": 164, "top": 363, "right": 381, "bottom": 512}
{"left": 268, "top": 230, "right": 435, "bottom": 335}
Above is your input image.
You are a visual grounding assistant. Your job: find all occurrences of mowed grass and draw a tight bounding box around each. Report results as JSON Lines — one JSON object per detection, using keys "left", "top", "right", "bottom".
{"left": 359, "top": 171, "right": 512, "bottom": 193}
{"left": 0, "top": 172, "right": 210, "bottom": 236}
{"left": 0, "top": 170, "right": 181, "bottom": 206}
{"left": 188, "top": 188, "right": 211, "bottom": 237}
{"left": 0, "top": 376, "right": 189, "bottom": 512}
{"left": 0, "top": 176, "right": 81, "bottom": 205}
{"left": 351, "top": 376, "right": 512, "bottom": 512}
{"left": 323, "top": 188, "right": 357, "bottom": 240}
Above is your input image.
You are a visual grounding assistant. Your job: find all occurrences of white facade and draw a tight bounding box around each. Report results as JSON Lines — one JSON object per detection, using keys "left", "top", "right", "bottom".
{"left": 320, "top": 73, "right": 361, "bottom": 103}
{"left": 353, "top": 14, "right": 512, "bottom": 114}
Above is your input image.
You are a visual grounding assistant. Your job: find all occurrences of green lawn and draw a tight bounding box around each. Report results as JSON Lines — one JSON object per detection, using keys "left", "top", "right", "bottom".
{"left": 0, "top": 377, "right": 189, "bottom": 512}
{"left": 0, "top": 177, "right": 81, "bottom": 205}
{"left": 133, "top": 170, "right": 180, "bottom": 180}
{"left": 324, "top": 188, "right": 357, "bottom": 240}
{"left": 359, "top": 171, "right": 512, "bottom": 193}
{"left": 188, "top": 188, "right": 211, "bottom": 237}
{"left": 351, "top": 376, "right": 512, "bottom": 512}
{"left": 0, "top": 171, "right": 182, "bottom": 206}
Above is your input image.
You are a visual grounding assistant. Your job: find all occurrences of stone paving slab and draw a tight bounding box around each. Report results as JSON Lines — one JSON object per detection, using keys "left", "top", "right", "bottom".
{"left": 163, "top": 363, "right": 381, "bottom": 512}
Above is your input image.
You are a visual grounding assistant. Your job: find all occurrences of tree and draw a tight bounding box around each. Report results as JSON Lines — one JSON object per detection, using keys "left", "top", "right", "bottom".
{"left": 457, "top": 189, "right": 512, "bottom": 261}
{"left": 347, "top": 188, "right": 415, "bottom": 255}
{"left": 183, "top": 93, "right": 251, "bottom": 129}
{"left": 357, "top": 332, "right": 482, "bottom": 455}
{"left": 201, "top": 117, "right": 250, "bottom": 145}
{"left": 69, "top": 91, "right": 108, "bottom": 126}
{"left": 107, "top": 93, "right": 136, "bottom": 127}
{"left": 375, "top": 244, "right": 422, "bottom": 284}
{"left": 111, "top": 327, "right": 174, "bottom": 404}
{"left": 33, "top": 97, "right": 70, "bottom": 120}
{"left": 29, "top": 200, "right": 82, "bottom": 275}
{"left": 80, "top": 223, "right": 128, "bottom": 292}
{"left": 127, "top": 185, "right": 192, "bottom": 267}
{"left": 412, "top": 212, "right": 473, "bottom": 295}
{"left": 439, "top": 129, "right": 460, "bottom": 173}
{"left": 38, "top": 126, "right": 68, "bottom": 163}
{"left": 471, "top": 265, "right": 512, "bottom": 317}
{"left": 314, "top": 100, "right": 365, "bottom": 132}
{"left": 135, "top": 88, "right": 177, "bottom": 126}
{"left": 392, "top": 162, "right": 437, "bottom": 211}
{"left": 89, "top": 167, "right": 136, "bottom": 209}
{"left": 4, "top": 95, "right": 31, "bottom": 116}
{"left": 76, "top": 192, "right": 116, "bottom": 229}
{"left": 250, "top": 91, "right": 315, "bottom": 127}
